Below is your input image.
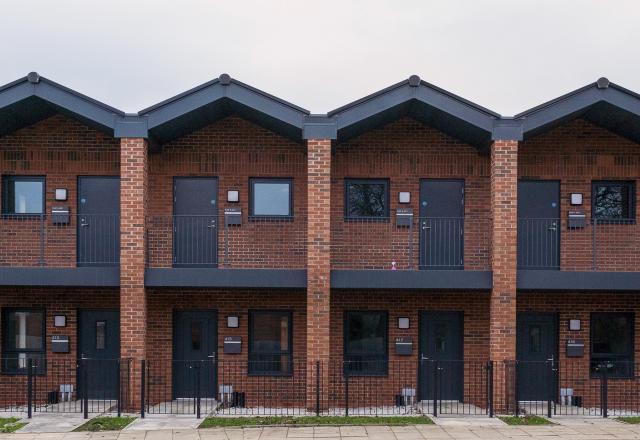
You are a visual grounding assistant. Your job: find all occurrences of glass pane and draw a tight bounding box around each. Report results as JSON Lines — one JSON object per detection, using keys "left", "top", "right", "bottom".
{"left": 529, "top": 325, "right": 541, "bottom": 353}
{"left": 347, "top": 182, "right": 386, "bottom": 217}
{"left": 435, "top": 323, "right": 447, "bottom": 353}
{"left": 253, "top": 182, "right": 291, "bottom": 216}
{"left": 13, "top": 181, "right": 44, "bottom": 214}
{"left": 96, "top": 321, "right": 106, "bottom": 350}
{"left": 191, "top": 322, "right": 202, "bottom": 351}
{"left": 592, "top": 315, "right": 630, "bottom": 355}
{"left": 251, "top": 313, "right": 289, "bottom": 353}
{"left": 9, "top": 311, "right": 44, "bottom": 350}
{"left": 346, "top": 312, "right": 386, "bottom": 355}
{"left": 594, "top": 184, "right": 630, "bottom": 219}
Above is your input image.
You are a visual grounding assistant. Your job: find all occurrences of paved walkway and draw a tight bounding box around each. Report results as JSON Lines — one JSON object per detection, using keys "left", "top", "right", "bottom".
{"left": 2, "top": 418, "right": 640, "bottom": 440}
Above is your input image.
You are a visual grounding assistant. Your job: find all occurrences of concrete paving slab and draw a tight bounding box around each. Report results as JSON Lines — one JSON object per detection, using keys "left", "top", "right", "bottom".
{"left": 17, "top": 413, "right": 94, "bottom": 433}
{"left": 125, "top": 415, "right": 201, "bottom": 431}
{"left": 431, "top": 417, "right": 504, "bottom": 427}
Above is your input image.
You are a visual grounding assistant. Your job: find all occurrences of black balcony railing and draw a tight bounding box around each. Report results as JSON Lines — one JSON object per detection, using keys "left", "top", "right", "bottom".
{"left": 517, "top": 218, "right": 640, "bottom": 271}
{"left": 0, "top": 214, "right": 120, "bottom": 267}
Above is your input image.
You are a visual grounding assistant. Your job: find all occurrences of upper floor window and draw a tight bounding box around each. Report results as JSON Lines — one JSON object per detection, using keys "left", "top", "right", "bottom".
{"left": 344, "top": 179, "right": 389, "bottom": 219}
{"left": 2, "top": 308, "right": 46, "bottom": 374}
{"left": 592, "top": 181, "right": 635, "bottom": 222}
{"left": 590, "top": 312, "right": 634, "bottom": 378}
{"left": 2, "top": 176, "right": 45, "bottom": 215}
{"left": 344, "top": 311, "right": 388, "bottom": 375}
{"left": 248, "top": 310, "right": 292, "bottom": 375}
{"left": 250, "top": 178, "right": 293, "bottom": 218}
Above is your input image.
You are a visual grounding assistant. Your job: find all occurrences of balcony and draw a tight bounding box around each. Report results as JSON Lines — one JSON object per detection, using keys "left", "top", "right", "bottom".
{"left": 0, "top": 214, "right": 120, "bottom": 286}
{"left": 145, "top": 215, "right": 307, "bottom": 288}
{"left": 517, "top": 218, "right": 640, "bottom": 291}
{"left": 330, "top": 213, "right": 492, "bottom": 290}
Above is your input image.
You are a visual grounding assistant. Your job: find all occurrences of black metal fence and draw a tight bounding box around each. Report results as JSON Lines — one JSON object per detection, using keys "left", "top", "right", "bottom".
{"left": 0, "top": 358, "right": 131, "bottom": 418}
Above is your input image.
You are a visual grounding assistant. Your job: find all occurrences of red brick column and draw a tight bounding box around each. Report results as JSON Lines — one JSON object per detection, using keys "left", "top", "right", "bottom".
{"left": 490, "top": 139, "right": 518, "bottom": 412}
{"left": 120, "top": 138, "right": 148, "bottom": 409}
{"left": 306, "top": 139, "right": 331, "bottom": 410}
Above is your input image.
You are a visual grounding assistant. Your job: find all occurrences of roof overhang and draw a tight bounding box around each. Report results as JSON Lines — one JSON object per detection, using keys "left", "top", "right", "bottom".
{"left": 516, "top": 78, "right": 640, "bottom": 143}
{"left": 328, "top": 76, "right": 499, "bottom": 150}
{"left": 139, "top": 74, "right": 309, "bottom": 146}
{"left": 0, "top": 72, "right": 126, "bottom": 138}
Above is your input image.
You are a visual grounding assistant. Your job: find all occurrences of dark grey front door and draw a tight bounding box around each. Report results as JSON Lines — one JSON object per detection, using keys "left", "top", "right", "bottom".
{"left": 173, "top": 177, "right": 218, "bottom": 267}
{"left": 516, "top": 313, "right": 558, "bottom": 401}
{"left": 419, "top": 311, "right": 464, "bottom": 401}
{"left": 173, "top": 311, "right": 217, "bottom": 399}
{"left": 419, "top": 180, "right": 464, "bottom": 270}
{"left": 77, "top": 177, "right": 120, "bottom": 266}
{"left": 518, "top": 181, "right": 560, "bottom": 269}
{"left": 78, "top": 310, "right": 120, "bottom": 399}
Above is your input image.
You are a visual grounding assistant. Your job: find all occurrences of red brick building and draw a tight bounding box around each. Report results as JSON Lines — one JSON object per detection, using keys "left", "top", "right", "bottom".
{"left": 1, "top": 72, "right": 639, "bottom": 417}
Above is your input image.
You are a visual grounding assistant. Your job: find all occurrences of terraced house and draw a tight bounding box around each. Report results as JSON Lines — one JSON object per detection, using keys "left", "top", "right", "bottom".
{"left": 1, "top": 72, "right": 640, "bottom": 419}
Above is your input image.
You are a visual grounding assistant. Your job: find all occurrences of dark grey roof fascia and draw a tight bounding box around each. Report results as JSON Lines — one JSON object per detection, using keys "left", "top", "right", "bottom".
{"left": 139, "top": 76, "right": 309, "bottom": 143}
{"left": 0, "top": 74, "right": 130, "bottom": 137}
{"left": 492, "top": 118, "right": 523, "bottom": 141}
{"left": 303, "top": 115, "right": 337, "bottom": 139}
{"left": 518, "top": 270, "right": 640, "bottom": 292}
{"left": 114, "top": 114, "right": 149, "bottom": 138}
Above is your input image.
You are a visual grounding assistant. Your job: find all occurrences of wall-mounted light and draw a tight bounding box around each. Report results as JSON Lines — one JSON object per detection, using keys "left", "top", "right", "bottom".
{"left": 54, "top": 315, "right": 66, "bottom": 327}
{"left": 569, "top": 319, "right": 581, "bottom": 331}
{"left": 55, "top": 188, "right": 68, "bottom": 201}
{"left": 398, "top": 317, "right": 410, "bottom": 329}
{"left": 227, "top": 316, "right": 239, "bottom": 328}
{"left": 227, "top": 190, "right": 239, "bottom": 203}
{"left": 398, "top": 192, "right": 411, "bottom": 204}
{"left": 570, "top": 193, "right": 583, "bottom": 206}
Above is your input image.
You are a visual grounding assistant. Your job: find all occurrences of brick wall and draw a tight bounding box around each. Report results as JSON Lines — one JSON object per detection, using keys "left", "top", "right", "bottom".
{"left": 0, "top": 115, "right": 119, "bottom": 267}
{"left": 519, "top": 118, "right": 640, "bottom": 271}
{"left": 331, "top": 118, "right": 492, "bottom": 270}
{"left": 146, "top": 117, "right": 307, "bottom": 269}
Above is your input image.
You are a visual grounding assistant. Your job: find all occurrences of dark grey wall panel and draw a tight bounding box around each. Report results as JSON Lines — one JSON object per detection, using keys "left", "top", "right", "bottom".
{"left": 0, "top": 268, "right": 119, "bottom": 287}
{"left": 517, "top": 270, "right": 640, "bottom": 291}
{"left": 145, "top": 268, "right": 307, "bottom": 289}
{"left": 331, "top": 270, "right": 492, "bottom": 290}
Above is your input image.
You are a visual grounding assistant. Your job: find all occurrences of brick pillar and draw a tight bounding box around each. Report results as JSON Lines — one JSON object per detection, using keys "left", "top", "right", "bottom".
{"left": 119, "top": 138, "right": 148, "bottom": 409}
{"left": 490, "top": 139, "right": 518, "bottom": 412}
{"left": 306, "top": 139, "right": 331, "bottom": 411}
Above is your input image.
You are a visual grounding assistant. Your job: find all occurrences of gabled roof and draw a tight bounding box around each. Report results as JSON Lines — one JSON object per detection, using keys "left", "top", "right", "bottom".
{"left": 515, "top": 77, "right": 640, "bottom": 143}
{"left": 328, "top": 75, "right": 500, "bottom": 149}
{"left": 139, "top": 74, "right": 310, "bottom": 145}
{"left": 0, "top": 72, "right": 126, "bottom": 137}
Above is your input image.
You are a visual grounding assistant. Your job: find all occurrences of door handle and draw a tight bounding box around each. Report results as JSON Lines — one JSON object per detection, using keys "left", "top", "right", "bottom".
{"left": 207, "top": 220, "right": 216, "bottom": 228}
{"left": 547, "top": 223, "right": 557, "bottom": 231}
{"left": 422, "top": 223, "right": 431, "bottom": 230}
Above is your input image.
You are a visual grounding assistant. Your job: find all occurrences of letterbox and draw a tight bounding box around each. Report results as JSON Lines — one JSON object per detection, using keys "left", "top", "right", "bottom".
{"left": 395, "top": 337, "right": 413, "bottom": 355}
{"left": 225, "top": 208, "right": 242, "bottom": 226}
{"left": 568, "top": 211, "right": 586, "bottom": 229}
{"left": 566, "top": 339, "right": 584, "bottom": 357}
{"left": 396, "top": 208, "right": 413, "bottom": 227}
{"left": 52, "top": 207, "right": 70, "bottom": 225}
{"left": 51, "top": 335, "right": 70, "bottom": 353}
{"left": 224, "top": 336, "right": 242, "bottom": 354}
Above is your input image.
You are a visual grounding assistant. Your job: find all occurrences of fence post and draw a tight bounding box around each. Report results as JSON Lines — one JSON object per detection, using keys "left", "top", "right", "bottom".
{"left": 27, "top": 358, "right": 33, "bottom": 419}
{"left": 315, "top": 361, "right": 320, "bottom": 416}
{"left": 344, "top": 362, "right": 349, "bottom": 417}
{"left": 116, "top": 359, "right": 122, "bottom": 417}
{"left": 408, "top": 217, "right": 414, "bottom": 269}
{"left": 547, "top": 360, "right": 553, "bottom": 418}
{"left": 488, "top": 361, "right": 494, "bottom": 418}
{"left": 601, "top": 366, "right": 608, "bottom": 418}
{"left": 432, "top": 361, "right": 438, "bottom": 418}
{"left": 140, "top": 360, "right": 146, "bottom": 419}
{"left": 196, "top": 363, "right": 201, "bottom": 419}
{"left": 514, "top": 361, "right": 519, "bottom": 416}
{"left": 39, "top": 214, "right": 45, "bottom": 266}
{"left": 592, "top": 218, "right": 597, "bottom": 270}
{"left": 82, "top": 359, "right": 89, "bottom": 419}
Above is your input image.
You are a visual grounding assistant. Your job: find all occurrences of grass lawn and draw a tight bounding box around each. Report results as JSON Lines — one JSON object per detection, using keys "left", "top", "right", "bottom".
{"left": 199, "top": 416, "right": 433, "bottom": 428}
{"left": 617, "top": 417, "right": 640, "bottom": 424}
{"left": 74, "top": 416, "right": 136, "bottom": 432}
{"left": 498, "top": 415, "right": 553, "bottom": 425}
{"left": 0, "top": 417, "right": 27, "bottom": 433}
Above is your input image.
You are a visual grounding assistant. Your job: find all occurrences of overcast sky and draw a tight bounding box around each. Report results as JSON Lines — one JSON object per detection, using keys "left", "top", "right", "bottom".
{"left": 2, "top": 0, "right": 639, "bottom": 116}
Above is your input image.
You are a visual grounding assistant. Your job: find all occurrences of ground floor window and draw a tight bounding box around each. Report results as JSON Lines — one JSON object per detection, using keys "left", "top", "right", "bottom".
{"left": 590, "top": 312, "right": 634, "bottom": 378}
{"left": 344, "top": 311, "right": 388, "bottom": 375}
{"left": 1, "top": 308, "right": 46, "bottom": 374}
{"left": 248, "top": 310, "right": 292, "bottom": 375}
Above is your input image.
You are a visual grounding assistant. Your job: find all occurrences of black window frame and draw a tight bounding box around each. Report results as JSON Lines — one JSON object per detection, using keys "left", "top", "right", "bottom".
{"left": 249, "top": 178, "right": 294, "bottom": 219}
{"left": 344, "top": 178, "right": 390, "bottom": 220}
{"left": 248, "top": 310, "right": 293, "bottom": 376}
{"left": 590, "top": 312, "right": 634, "bottom": 379}
{"left": 1, "top": 175, "right": 46, "bottom": 217}
{"left": 591, "top": 180, "right": 636, "bottom": 223}
{"left": 1, "top": 307, "right": 46, "bottom": 375}
{"left": 344, "top": 310, "right": 389, "bottom": 376}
